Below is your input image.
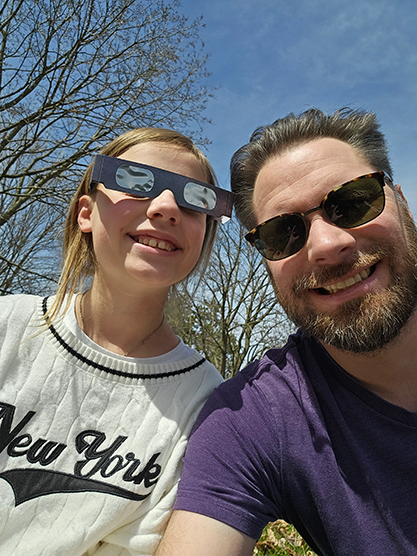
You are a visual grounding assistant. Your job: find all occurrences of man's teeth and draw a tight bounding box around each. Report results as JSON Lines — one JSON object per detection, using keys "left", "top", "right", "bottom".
{"left": 137, "top": 237, "right": 175, "bottom": 252}
{"left": 322, "top": 268, "right": 371, "bottom": 294}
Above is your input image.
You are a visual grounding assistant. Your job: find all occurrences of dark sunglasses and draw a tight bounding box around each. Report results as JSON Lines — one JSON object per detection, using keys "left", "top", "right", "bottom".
{"left": 90, "top": 154, "right": 234, "bottom": 221}
{"left": 245, "top": 171, "right": 390, "bottom": 261}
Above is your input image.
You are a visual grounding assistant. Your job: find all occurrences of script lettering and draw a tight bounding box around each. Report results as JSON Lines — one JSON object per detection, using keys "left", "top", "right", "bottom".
{"left": 0, "top": 403, "right": 35, "bottom": 453}
{"left": 75, "top": 430, "right": 162, "bottom": 486}
{"left": 75, "top": 430, "right": 129, "bottom": 478}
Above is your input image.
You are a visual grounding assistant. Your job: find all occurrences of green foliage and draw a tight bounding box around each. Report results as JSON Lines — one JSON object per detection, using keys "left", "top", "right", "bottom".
{"left": 254, "top": 521, "right": 317, "bottom": 556}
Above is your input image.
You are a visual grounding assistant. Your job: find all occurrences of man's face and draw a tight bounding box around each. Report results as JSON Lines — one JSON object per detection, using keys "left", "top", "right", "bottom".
{"left": 253, "top": 137, "right": 417, "bottom": 353}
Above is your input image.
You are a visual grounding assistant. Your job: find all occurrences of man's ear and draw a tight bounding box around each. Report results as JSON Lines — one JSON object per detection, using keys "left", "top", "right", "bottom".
{"left": 395, "top": 184, "right": 412, "bottom": 216}
{"left": 78, "top": 195, "right": 93, "bottom": 233}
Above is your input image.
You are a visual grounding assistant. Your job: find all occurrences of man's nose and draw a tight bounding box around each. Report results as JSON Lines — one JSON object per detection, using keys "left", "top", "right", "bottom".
{"left": 305, "top": 214, "right": 356, "bottom": 265}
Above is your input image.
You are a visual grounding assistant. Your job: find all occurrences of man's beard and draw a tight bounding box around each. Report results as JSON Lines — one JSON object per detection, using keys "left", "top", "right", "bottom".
{"left": 274, "top": 205, "right": 417, "bottom": 354}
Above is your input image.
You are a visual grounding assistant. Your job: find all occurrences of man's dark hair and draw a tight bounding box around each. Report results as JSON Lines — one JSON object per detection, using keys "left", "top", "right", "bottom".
{"left": 230, "top": 107, "right": 393, "bottom": 230}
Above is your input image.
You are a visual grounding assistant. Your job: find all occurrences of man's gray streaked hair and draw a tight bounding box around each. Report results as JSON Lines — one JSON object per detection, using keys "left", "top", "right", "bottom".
{"left": 230, "top": 107, "right": 393, "bottom": 231}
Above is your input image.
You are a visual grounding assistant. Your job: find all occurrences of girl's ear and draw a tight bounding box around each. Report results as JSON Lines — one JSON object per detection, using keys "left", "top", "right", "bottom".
{"left": 78, "top": 195, "right": 93, "bottom": 233}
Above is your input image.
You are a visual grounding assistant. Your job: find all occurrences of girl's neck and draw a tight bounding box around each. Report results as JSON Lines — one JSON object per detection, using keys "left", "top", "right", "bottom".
{"left": 77, "top": 282, "right": 179, "bottom": 358}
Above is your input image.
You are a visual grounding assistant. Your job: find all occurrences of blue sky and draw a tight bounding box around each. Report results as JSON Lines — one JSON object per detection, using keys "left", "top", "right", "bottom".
{"left": 179, "top": 0, "right": 417, "bottom": 215}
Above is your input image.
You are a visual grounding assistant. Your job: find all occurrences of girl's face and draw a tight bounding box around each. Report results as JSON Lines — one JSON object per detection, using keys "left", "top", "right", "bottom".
{"left": 78, "top": 143, "right": 208, "bottom": 295}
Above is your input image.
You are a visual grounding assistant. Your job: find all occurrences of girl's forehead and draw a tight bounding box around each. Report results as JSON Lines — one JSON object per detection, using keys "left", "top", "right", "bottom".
{"left": 119, "top": 143, "right": 207, "bottom": 182}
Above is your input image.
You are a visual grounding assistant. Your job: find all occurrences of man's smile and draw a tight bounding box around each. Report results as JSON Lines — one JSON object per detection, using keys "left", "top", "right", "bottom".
{"left": 318, "top": 266, "right": 374, "bottom": 295}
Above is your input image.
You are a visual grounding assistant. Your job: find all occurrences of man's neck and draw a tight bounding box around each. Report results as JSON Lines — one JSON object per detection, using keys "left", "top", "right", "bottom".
{"left": 321, "top": 312, "right": 417, "bottom": 412}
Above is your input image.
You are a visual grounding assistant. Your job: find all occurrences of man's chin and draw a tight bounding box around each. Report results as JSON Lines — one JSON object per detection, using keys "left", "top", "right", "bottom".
{"left": 286, "top": 286, "right": 417, "bottom": 354}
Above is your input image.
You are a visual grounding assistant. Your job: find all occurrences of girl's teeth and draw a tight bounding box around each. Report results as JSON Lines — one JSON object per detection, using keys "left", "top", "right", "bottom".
{"left": 322, "top": 267, "right": 371, "bottom": 294}
{"left": 137, "top": 237, "right": 174, "bottom": 251}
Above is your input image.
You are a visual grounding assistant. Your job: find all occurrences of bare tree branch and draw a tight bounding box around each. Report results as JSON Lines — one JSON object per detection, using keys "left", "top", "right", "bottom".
{"left": 167, "top": 220, "right": 295, "bottom": 378}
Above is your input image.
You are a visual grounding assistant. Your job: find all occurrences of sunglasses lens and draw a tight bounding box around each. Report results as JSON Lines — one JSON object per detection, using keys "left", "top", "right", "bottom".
{"left": 254, "top": 214, "right": 307, "bottom": 261}
{"left": 323, "top": 176, "right": 385, "bottom": 228}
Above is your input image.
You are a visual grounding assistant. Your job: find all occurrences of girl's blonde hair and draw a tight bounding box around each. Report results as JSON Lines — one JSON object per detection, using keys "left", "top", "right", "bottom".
{"left": 48, "top": 128, "right": 218, "bottom": 322}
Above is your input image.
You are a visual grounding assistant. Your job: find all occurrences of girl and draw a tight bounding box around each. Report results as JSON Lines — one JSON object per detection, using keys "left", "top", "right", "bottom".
{"left": 0, "top": 128, "right": 232, "bottom": 555}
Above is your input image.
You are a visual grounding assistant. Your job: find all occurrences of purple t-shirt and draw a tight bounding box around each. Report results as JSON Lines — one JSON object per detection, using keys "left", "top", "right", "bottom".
{"left": 174, "top": 330, "right": 417, "bottom": 556}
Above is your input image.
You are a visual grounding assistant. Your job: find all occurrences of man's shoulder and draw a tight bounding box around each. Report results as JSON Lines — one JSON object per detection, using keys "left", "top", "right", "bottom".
{"left": 230, "top": 329, "right": 314, "bottom": 386}
{"left": 197, "top": 330, "right": 317, "bottom": 418}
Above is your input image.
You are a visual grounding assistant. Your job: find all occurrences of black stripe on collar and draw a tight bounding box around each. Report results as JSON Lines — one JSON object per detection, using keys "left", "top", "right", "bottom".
{"left": 42, "top": 297, "right": 206, "bottom": 380}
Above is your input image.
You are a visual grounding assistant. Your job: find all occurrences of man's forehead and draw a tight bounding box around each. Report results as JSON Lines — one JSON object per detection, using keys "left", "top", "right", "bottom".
{"left": 257, "top": 138, "right": 361, "bottom": 179}
{"left": 255, "top": 139, "right": 368, "bottom": 189}
{"left": 252, "top": 138, "right": 372, "bottom": 221}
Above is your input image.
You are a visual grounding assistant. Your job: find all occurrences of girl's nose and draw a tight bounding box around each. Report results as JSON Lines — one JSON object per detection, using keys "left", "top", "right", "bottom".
{"left": 147, "top": 190, "right": 181, "bottom": 223}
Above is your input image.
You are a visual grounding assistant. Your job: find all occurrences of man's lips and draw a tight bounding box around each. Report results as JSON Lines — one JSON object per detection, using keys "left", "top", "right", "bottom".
{"left": 315, "top": 265, "right": 375, "bottom": 295}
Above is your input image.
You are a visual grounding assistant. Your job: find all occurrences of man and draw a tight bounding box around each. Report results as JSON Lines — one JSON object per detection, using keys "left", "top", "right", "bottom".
{"left": 156, "top": 108, "right": 417, "bottom": 556}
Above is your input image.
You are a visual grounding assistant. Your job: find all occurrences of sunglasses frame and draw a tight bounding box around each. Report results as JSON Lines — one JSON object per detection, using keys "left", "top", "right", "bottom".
{"left": 245, "top": 171, "right": 390, "bottom": 261}
{"left": 89, "top": 154, "right": 234, "bottom": 221}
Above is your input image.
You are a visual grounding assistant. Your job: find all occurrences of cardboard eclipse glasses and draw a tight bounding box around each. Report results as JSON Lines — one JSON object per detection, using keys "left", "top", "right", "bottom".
{"left": 90, "top": 154, "right": 234, "bottom": 221}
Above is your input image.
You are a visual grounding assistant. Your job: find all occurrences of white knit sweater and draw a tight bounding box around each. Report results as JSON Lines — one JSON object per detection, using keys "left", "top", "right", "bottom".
{"left": 0, "top": 294, "right": 223, "bottom": 556}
